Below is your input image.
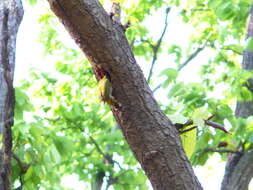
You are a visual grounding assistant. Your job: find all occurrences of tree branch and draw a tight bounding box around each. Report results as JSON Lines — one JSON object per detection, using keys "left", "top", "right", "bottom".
{"left": 47, "top": 0, "right": 203, "bottom": 189}
{"left": 221, "top": 47, "right": 242, "bottom": 55}
{"left": 0, "top": 1, "right": 23, "bottom": 189}
{"left": 175, "top": 119, "right": 230, "bottom": 134}
{"left": 86, "top": 133, "right": 123, "bottom": 170}
{"left": 147, "top": 7, "right": 171, "bottom": 83}
{"left": 221, "top": 3, "right": 253, "bottom": 190}
{"left": 178, "top": 39, "right": 208, "bottom": 71}
{"left": 12, "top": 154, "right": 29, "bottom": 189}
{"left": 204, "top": 120, "right": 230, "bottom": 134}
{"left": 204, "top": 148, "right": 242, "bottom": 155}
{"left": 179, "top": 126, "right": 197, "bottom": 134}
{"left": 152, "top": 38, "right": 208, "bottom": 92}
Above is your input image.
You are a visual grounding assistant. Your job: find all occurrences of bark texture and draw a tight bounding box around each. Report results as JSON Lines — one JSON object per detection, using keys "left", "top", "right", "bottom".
{"left": 47, "top": 0, "right": 203, "bottom": 189}
{"left": 221, "top": 4, "right": 253, "bottom": 190}
{"left": 0, "top": 0, "right": 23, "bottom": 189}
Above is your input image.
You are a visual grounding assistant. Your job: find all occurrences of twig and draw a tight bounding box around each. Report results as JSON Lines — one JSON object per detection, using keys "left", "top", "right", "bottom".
{"left": 221, "top": 47, "right": 242, "bottom": 55}
{"left": 147, "top": 7, "right": 171, "bottom": 83}
{"left": 179, "top": 126, "right": 197, "bottom": 134}
{"left": 175, "top": 118, "right": 230, "bottom": 134}
{"left": 153, "top": 38, "right": 209, "bottom": 93}
{"left": 207, "top": 115, "right": 214, "bottom": 120}
{"left": 105, "top": 176, "right": 118, "bottom": 190}
{"left": 12, "top": 154, "right": 29, "bottom": 189}
{"left": 62, "top": 126, "right": 124, "bottom": 170}
{"left": 175, "top": 120, "right": 194, "bottom": 130}
{"left": 86, "top": 133, "right": 123, "bottom": 170}
{"left": 204, "top": 148, "right": 242, "bottom": 155}
{"left": 204, "top": 120, "right": 230, "bottom": 134}
{"left": 152, "top": 84, "right": 162, "bottom": 93}
{"left": 178, "top": 43, "right": 206, "bottom": 71}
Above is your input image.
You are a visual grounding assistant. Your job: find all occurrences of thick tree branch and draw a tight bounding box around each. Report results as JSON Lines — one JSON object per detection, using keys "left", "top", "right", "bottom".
{"left": 221, "top": 151, "right": 253, "bottom": 190}
{"left": 0, "top": 1, "right": 23, "bottom": 189}
{"left": 147, "top": 7, "right": 170, "bottom": 83}
{"left": 47, "top": 0, "right": 202, "bottom": 189}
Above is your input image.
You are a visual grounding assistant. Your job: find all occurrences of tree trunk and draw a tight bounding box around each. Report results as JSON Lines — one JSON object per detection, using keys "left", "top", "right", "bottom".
{"left": 0, "top": 0, "right": 23, "bottom": 189}
{"left": 221, "top": 3, "right": 253, "bottom": 190}
{"left": 47, "top": 0, "right": 203, "bottom": 189}
{"left": 92, "top": 171, "right": 105, "bottom": 190}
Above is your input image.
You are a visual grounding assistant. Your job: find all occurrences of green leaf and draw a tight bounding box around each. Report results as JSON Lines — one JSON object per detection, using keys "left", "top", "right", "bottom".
{"left": 29, "top": 125, "right": 45, "bottom": 142}
{"left": 53, "top": 136, "right": 74, "bottom": 158}
{"left": 50, "top": 144, "right": 62, "bottom": 164}
{"left": 239, "top": 86, "right": 253, "bottom": 101}
{"left": 223, "top": 44, "right": 243, "bottom": 54}
{"left": 160, "top": 68, "right": 178, "bottom": 87}
{"left": 26, "top": 0, "right": 37, "bottom": 6}
{"left": 168, "top": 82, "right": 185, "bottom": 97}
{"left": 24, "top": 166, "right": 34, "bottom": 181}
{"left": 215, "top": 2, "right": 236, "bottom": 20}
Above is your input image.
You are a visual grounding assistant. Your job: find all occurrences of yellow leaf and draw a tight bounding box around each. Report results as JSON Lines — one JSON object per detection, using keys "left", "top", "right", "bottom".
{"left": 180, "top": 127, "right": 197, "bottom": 159}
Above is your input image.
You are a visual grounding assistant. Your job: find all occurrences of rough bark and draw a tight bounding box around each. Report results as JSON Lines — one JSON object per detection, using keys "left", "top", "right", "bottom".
{"left": 0, "top": 0, "right": 23, "bottom": 189}
{"left": 221, "top": 152, "right": 253, "bottom": 190}
{"left": 47, "top": 0, "right": 203, "bottom": 189}
{"left": 221, "top": 3, "right": 253, "bottom": 190}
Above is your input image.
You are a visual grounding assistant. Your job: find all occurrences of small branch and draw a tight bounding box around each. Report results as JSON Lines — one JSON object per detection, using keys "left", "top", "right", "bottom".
{"left": 179, "top": 126, "right": 197, "bottom": 134}
{"left": 152, "top": 84, "right": 162, "bottom": 93}
{"left": 175, "top": 118, "right": 230, "bottom": 134}
{"left": 207, "top": 115, "right": 214, "bottom": 120}
{"left": 12, "top": 154, "right": 27, "bottom": 173}
{"left": 204, "top": 120, "right": 230, "bottom": 134}
{"left": 62, "top": 125, "right": 124, "bottom": 170}
{"left": 221, "top": 47, "right": 242, "bottom": 55}
{"left": 147, "top": 7, "right": 171, "bottom": 83}
{"left": 84, "top": 132, "right": 123, "bottom": 170}
{"left": 12, "top": 154, "right": 29, "bottom": 189}
{"left": 105, "top": 176, "right": 118, "bottom": 190}
{"left": 175, "top": 120, "right": 194, "bottom": 130}
{"left": 88, "top": 135, "right": 111, "bottom": 161}
{"left": 153, "top": 38, "right": 209, "bottom": 93}
{"left": 204, "top": 148, "right": 242, "bottom": 155}
{"left": 178, "top": 43, "right": 207, "bottom": 71}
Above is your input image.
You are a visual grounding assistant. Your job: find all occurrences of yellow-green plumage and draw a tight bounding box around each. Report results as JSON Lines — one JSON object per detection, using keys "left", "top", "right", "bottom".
{"left": 98, "top": 76, "right": 116, "bottom": 106}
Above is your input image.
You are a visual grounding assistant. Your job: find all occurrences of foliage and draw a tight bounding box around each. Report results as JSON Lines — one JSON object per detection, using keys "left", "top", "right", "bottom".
{"left": 16, "top": 0, "right": 253, "bottom": 188}
{"left": 15, "top": 1, "right": 160, "bottom": 188}
{"left": 160, "top": 0, "right": 253, "bottom": 167}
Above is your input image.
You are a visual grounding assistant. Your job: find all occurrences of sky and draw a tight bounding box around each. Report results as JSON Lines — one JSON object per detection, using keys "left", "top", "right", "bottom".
{"left": 15, "top": 0, "right": 253, "bottom": 189}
